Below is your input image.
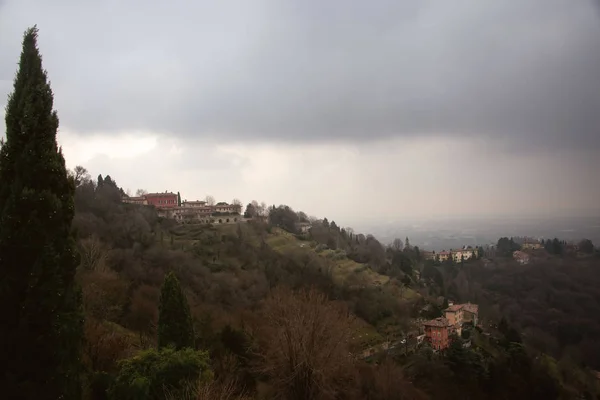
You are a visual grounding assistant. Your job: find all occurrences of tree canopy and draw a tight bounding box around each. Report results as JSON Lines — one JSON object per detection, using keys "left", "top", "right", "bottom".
{"left": 0, "top": 26, "right": 83, "bottom": 399}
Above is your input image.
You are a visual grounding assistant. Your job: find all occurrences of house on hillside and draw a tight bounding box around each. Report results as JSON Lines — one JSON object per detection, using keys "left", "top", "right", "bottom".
{"left": 181, "top": 200, "right": 207, "bottom": 208}
{"left": 122, "top": 196, "right": 147, "bottom": 206}
{"left": 437, "top": 251, "right": 451, "bottom": 262}
{"left": 144, "top": 192, "right": 178, "bottom": 208}
{"left": 522, "top": 238, "right": 543, "bottom": 250}
{"left": 295, "top": 221, "right": 312, "bottom": 234}
{"left": 444, "top": 304, "right": 464, "bottom": 336}
{"left": 451, "top": 247, "right": 475, "bottom": 262}
{"left": 213, "top": 202, "right": 242, "bottom": 214}
{"left": 442, "top": 302, "right": 480, "bottom": 337}
{"left": 513, "top": 250, "right": 530, "bottom": 265}
{"left": 461, "top": 303, "right": 479, "bottom": 326}
{"left": 423, "top": 318, "right": 451, "bottom": 350}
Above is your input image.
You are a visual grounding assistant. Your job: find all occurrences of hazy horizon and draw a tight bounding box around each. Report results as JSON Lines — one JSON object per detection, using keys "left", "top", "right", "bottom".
{"left": 1, "top": 0, "right": 599, "bottom": 223}
{"left": 352, "top": 214, "right": 600, "bottom": 251}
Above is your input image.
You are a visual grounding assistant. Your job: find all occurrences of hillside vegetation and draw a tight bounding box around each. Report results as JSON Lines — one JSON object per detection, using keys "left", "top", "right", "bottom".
{"left": 70, "top": 170, "right": 600, "bottom": 400}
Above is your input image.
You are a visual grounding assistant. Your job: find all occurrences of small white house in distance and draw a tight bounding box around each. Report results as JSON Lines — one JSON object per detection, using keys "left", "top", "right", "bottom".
{"left": 295, "top": 222, "right": 311, "bottom": 234}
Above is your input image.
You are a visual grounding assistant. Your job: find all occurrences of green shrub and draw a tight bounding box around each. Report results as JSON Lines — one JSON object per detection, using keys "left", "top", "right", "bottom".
{"left": 108, "top": 347, "right": 212, "bottom": 400}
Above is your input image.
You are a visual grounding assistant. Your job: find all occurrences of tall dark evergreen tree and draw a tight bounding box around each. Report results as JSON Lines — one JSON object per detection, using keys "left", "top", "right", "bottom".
{"left": 177, "top": 191, "right": 181, "bottom": 207}
{"left": 0, "top": 27, "right": 83, "bottom": 399}
{"left": 158, "top": 272, "right": 195, "bottom": 350}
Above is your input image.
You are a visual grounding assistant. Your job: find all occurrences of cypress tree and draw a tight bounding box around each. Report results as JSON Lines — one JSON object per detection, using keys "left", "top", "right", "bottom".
{"left": 0, "top": 26, "right": 83, "bottom": 398}
{"left": 158, "top": 272, "right": 195, "bottom": 350}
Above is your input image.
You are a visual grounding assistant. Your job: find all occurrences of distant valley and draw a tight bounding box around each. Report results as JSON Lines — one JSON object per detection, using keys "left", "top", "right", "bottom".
{"left": 354, "top": 215, "right": 600, "bottom": 251}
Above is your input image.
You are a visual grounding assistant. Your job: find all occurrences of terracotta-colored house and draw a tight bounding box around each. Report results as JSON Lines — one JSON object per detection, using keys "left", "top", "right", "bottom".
{"left": 423, "top": 318, "right": 451, "bottom": 350}
{"left": 145, "top": 192, "right": 178, "bottom": 209}
{"left": 443, "top": 302, "right": 480, "bottom": 335}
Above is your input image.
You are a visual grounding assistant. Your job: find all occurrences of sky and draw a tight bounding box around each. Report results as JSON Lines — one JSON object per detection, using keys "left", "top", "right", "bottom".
{"left": 1, "top": 0, "right": 599, "bottom": 226}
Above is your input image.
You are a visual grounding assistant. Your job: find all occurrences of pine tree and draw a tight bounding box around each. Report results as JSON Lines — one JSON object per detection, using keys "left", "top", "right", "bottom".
{"left": 177, "top": 191, "right": 182, "bottom": 207}
{"left": 0, "top": 26, "right": 83, "bottom": 399}
{"left": 158, "top": 272, "right": 195, "bottom": 350}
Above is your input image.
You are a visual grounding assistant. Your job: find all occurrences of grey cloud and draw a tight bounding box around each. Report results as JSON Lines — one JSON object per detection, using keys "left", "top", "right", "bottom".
{"left": 1, "top": 0, "right": 599, "bottom": 151}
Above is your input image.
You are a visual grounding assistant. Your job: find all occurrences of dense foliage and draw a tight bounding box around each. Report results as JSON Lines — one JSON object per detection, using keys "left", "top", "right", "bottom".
{"left": 108, "top": 347, "right": 212, "bottom": 400}
{"left": 0, "top": 26, "right": 83, "bottom": 399}
{"left": 158, "top": 272, "right": 195, "bottom": 350}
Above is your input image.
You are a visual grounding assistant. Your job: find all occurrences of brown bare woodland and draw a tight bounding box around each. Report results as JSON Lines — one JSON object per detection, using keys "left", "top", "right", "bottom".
{"left": 254, "top": 287, "right": 356, "bottom": 400}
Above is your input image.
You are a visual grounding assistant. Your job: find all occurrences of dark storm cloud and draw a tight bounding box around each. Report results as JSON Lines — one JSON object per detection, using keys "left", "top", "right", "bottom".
{"left": 1, "top": 0, "right": 599, "bottom": 150}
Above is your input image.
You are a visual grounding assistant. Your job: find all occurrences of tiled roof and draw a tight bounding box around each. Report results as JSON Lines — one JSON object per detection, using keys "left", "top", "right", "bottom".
{"left": 462, "top": 303, "right": 478, "bottom": 314}
{"left": 146, "top": 192, "right": 177, "bottom": 197}
{"left": 445, "top": 304, "right": 464, "bottom": 312}
{"left": 422, "top": 317, "right": 450, "bottom": 327}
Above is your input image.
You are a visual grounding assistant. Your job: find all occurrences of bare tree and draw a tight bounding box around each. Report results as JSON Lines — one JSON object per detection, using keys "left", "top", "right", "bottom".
{"left": 255, "top": 287, "right": 356, "bottom": 400}
{"left": 259, "top": 201, "right": 267, "bottom": 216}
{"left": 392, "top": 238, "right": 404, "bottom": 252}
{"left": 205, "top": 195, "right": 216, "bottom": 206}
{"left": 356, "top": 357, "right": 428, "bottom": 400}
{"left": 135, "top": 188, "right": 148, "bottom": 197}
{"left": 297, "top": 211, "right": 309, "bottom": 222}
{"left": 231, "top": 198, "right": 242, "bottom": 206}
{"left": 79, "top": 235, "right": 107, "bottom": 271}
{"left": 250, "top": 200, "right": 260, "bottom": 215}
{"left": 71, "top": 165, "right": 91, "bottom": 187}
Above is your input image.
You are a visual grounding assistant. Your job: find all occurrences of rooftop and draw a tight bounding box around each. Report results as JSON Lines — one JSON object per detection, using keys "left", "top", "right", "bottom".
{"left": 146, "top": 192, "right": 177, "bottom": 197}
{"left": 462, "top": 303, "right": 478, "bottom": 314}
{"left": 445, "top": 304, "right": 464, "bottom": 312}
{"left": 423, "top": 317, "right": 450, "bottom": 328}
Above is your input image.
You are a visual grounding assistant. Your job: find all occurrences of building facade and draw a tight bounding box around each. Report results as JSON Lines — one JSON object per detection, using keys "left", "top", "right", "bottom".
{"left": 451, "top": 247, "right": 475, "bottom": 262}
{"left": 144, "top": 192, "right": 178, "bottom": 208}
{"left": 122, "top": 196, "right": 147, "bottom": 205}
{"left": 295, "top": 222, "right": 312, "bottom": 234}
{"left": 423, "top": 318, "right": 451, "bottom": 350}
{"left": 444, "top": 304, "right": 464, "bottom": 336}
{"left": 461, "top": 303, "right": 479, "bottom": 326}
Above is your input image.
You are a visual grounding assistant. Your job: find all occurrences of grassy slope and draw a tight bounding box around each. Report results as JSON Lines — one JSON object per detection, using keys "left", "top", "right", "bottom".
{"left": 165, "top": 223, "right": 395, "bottom": 288}
{"left": 162, "top": 222, "right": 423, "bottom": 346}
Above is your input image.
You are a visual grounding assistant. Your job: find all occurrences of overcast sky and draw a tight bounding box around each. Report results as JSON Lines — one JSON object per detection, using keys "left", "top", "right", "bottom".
{"left": 1, "top": 0, "right": 599, "bottom": 225}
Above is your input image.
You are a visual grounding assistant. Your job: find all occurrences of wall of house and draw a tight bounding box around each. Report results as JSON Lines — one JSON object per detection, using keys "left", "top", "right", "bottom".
{"left": 146, "top": 195, "right": 178, "bottom": 208}
{"left": 425, "top": 326, "right": 449, "bottom": 350}
{"left": 462, "top": 311, "right": 478, "bottom": 326}
{"left": 445, "top": 310, "right": 463, "bottom": 326}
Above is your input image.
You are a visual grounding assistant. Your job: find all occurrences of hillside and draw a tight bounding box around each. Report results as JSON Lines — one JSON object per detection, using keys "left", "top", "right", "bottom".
{"left": 70, "top": 171, "right": 600, "bottom": 399}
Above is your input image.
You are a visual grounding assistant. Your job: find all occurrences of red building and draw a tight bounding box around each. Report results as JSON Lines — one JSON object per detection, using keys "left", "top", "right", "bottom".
{"left": 423, "top": 317, "right": 451, "bottom": 350}
{"left": 145, "top": 192, "right": 178, "bottom": 209}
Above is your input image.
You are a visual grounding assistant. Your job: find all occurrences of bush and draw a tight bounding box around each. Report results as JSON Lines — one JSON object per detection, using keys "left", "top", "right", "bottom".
{"left": 315, "top": 244, "right": 328, "bottom": 253}
{"left": 108, "top": 347, "right": 212, "bottom": 400}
